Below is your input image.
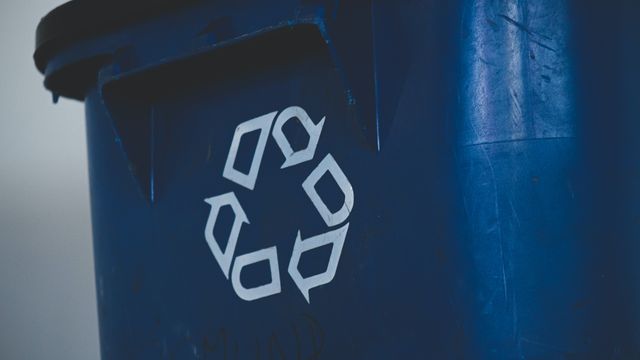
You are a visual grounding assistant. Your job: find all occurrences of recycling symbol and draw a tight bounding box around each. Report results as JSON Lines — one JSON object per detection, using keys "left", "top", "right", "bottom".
{"left": 203, "top": 106, "right": 354, "bottom": 303}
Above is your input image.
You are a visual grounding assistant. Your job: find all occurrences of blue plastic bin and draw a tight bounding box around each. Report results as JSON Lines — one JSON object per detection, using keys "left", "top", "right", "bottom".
{"left": 35, "top": 0, "right": 640, "bottom": 358}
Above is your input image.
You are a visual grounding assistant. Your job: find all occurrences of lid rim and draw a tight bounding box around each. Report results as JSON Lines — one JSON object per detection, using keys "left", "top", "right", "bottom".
{"left": 34, "top": 0, "right": 202, "bottom": 74}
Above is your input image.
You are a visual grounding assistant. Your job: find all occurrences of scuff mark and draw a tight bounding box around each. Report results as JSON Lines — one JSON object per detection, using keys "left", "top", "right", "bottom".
{"left": 510, "top": 89, "right": 523, "bottom": 126}
{"left": 530, "top": 39, "right": 557, "bottom": 53}
{"left": 499, "top": 241, "right": 508, "bottom": 302}
{"left": 480, "top": 145, "right": 509, "bottom": 302}
{"left": 498, "top": 14, "right": 557, "bottom": 53}
{"left": 509, "top": 199, "right": 521, "bottom": 228}
{"left": 498, "top": 14, "right": 551, "bottom": 40}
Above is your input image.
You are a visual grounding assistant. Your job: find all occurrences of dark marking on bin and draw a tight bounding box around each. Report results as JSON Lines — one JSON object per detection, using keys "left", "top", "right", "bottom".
{"left": 202, "top": 328, "right": 229, "bottom": 358}
{"left": 498, "top": 14, "right": 552, "bottom": 41}
{"left": 292, "top": 323, "right": 302, "bottom": 360}
{"left": 268, "top": 332, "right": 287, "bottom": 360}
{"left": 255, "top": 337, "right": 262, "bottom": 360}
{"left": 302, "top": 313, "right": 325, "bottom": 359}
{"left": 174, "top": 315, "right": 326, "bottom": 358}
{"left": 234, "top": 339, "right": 240, "bottom": 360}
{"left": 530, "top": 39, "right": 557, "bottom": 53}
{"left": 485, "top": 17, "right": 498, "bottom": 30}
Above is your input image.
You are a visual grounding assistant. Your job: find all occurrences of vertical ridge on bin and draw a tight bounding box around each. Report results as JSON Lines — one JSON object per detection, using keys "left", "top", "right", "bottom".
{"left": 455, "top": 0, "right": 584, "bottom": 358}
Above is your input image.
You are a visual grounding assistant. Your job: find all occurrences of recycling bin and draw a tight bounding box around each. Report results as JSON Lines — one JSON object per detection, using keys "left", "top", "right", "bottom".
{"left": 35, "top": 0, "right": 640, "bottom": 358}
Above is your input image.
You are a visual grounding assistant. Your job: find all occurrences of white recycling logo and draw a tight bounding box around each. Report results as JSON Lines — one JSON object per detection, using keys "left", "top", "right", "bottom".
{"left": 204, "top": 106, "right": 354, "bottom": 303}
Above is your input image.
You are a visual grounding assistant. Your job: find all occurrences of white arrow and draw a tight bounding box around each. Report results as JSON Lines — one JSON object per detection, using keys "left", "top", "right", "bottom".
{"left": 231, "top": 246, "right": 282, "bottom": 301}
{"left": 223, "top": 111, "right": 277, "bottom": 190}
{"left": 288, "top": 223, "right": 350, "bottom": 303}
{"left": 272, "top": 106, "right": 325, "bottom": 169}
{"left": 302, "top": 154, "right": 354, "bottom": 227}
{"left": 204, "top": 192, "right": 249, "bottom": 279}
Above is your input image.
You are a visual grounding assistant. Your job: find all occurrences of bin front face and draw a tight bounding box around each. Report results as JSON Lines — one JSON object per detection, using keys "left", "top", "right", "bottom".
{"left": 84, "top": 19, "right": 466, "bottom": 359}
{"left": 38, "top": 0, "right": 640, "bottom": 358}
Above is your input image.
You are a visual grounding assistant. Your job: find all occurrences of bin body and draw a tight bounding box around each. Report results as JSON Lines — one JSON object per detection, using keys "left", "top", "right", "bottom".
{"left": 36, "top": 0, "right": 640, "bottom": 358}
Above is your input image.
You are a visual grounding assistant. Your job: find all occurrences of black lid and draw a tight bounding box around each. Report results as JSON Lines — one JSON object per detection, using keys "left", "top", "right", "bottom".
{"left": 34, "top": 0, "right": 202, "bottom": 74}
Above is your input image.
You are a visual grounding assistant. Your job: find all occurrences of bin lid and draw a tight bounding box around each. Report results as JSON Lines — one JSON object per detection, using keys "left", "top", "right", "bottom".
{"left": 34, "top": 0, "right": 202, "bottom": 74}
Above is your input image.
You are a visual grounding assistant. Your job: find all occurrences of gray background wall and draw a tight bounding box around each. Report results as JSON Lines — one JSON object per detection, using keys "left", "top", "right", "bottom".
{"left": 0, "top": 0, "right": 101, "bottom": 359}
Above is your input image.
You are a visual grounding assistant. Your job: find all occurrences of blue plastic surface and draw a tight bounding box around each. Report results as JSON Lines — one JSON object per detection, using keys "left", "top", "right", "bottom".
{"left": 39, "top": 0, "right": 640, "bottom": 358}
